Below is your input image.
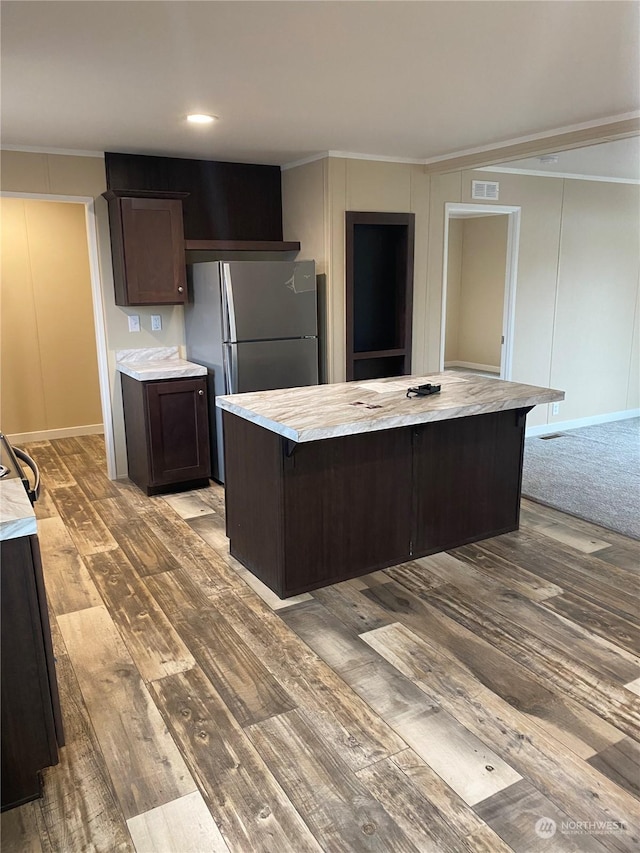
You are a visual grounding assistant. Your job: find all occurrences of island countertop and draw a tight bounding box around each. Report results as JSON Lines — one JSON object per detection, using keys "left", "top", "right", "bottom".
{"left": 216, "top": 372, "right": 565, "bottom": 443}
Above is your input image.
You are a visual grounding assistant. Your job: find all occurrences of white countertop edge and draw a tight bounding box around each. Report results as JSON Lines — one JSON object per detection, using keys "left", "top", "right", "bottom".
{"left": 217, "top": 389, "right": 564, "bottom": 443}
{"left": 1, "top": 479, "right": 37, "bottom": 542}
{"left": 1, "top": 515, "right": 38, "bottom": 541}
{"left": 116, "top": 360, "right": 208, "bottom": 381}
{"left": 217, "top": 399, "right": 300, "bottom": 442}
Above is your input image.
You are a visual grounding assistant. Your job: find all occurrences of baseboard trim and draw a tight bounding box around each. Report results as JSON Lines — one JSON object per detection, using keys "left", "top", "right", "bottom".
{"left": 444, "top": 360, "right": 500, "bottom": 373}
{"left": 7, "top": 424, "right": 104, "bottom": 444}
{"left": 526, "top": 409, "right": 639, "bottom": 438}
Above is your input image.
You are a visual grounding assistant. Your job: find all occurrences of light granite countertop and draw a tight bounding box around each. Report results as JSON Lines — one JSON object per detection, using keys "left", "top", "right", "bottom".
{"left": 116, "top": 346, "right": 207, "bottom": 382}
{"left": 0, "top": 478, "right": 37, "bottom": 542}
{"left": 216, "top": 372, "right": 565, "bottom": 443}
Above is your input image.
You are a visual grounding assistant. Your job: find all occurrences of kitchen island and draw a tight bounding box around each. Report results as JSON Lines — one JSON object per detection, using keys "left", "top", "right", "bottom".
{"left": 217, "top": 372, "right": 564, "bottom": 598}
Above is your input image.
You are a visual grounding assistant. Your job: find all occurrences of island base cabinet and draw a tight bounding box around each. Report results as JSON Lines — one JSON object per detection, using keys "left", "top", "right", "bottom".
{"left": 223, "top": 412, "right": 413, "bottom": 597}
{"left": 412, "top": 409, "right": 527, "bottom": 555}
{"left": 1, "top": 535, "right": 63, "bottom": 811}
{"left": 223, "top": 408, "right": 529, "bottom": 598}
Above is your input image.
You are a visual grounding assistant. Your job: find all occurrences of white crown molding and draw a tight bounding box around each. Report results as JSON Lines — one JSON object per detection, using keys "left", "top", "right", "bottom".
{"left": 280, "top": 152, "right": 330, "bottom": 171}
{"left": 421, "top": 111, "right": 640, "bottom": 166}
{"left": 477, "top": 166, "right": 640, "bottom": 185}
{"left": 1, "top": 144, "right": 105, "bottom": 158}
{"left": 281, "top": 149, "right": 424, "bottom": 170}
{"left": 326, "top": 150, "right": 424, "bottom": 165}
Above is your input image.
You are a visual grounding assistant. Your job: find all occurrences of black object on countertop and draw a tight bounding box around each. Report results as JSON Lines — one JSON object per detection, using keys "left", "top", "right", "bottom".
{"left": 406, "top": 383, "right": 442, "bottom": 398}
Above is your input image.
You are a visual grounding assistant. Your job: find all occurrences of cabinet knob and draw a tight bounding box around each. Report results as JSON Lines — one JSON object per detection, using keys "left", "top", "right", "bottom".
{"left": 178, "top": 286, "right": 184, "bottom": 293}
{"left": 198, "top": 389, "right": 204, "bottom": 396}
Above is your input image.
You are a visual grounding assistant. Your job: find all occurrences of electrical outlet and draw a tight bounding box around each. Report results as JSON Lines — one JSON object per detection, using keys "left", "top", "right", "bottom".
{"left": 151, "top": 314, "right": 162, "bottom": 332}
{"left": 128, "top": 314, "right": 141, "bottom": 333}
{"left": 552, "top": 402, "right": 560, "bottom": 416}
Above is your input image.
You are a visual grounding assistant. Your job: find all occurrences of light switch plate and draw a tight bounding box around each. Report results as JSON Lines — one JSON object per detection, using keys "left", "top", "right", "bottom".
{"left": 551, "top": 402, "right": 560, "bottom": 416}
{"left": 128, "top": 314, "right": 141, "bottom": 333}
{"left": 151, "top": 314, "right": 162, "bottom": 331}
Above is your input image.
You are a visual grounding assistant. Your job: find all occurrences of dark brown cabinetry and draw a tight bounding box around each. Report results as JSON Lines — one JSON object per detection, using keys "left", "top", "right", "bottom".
{"left": 121, "top": 374, "right": 211, "bottom": 495}
{"left": 412, "top": 410, "right": 526, "bottom": 555}
{"left": 346, "top": 211, "right": 415, "bottom": 381}
{"left": 103, "top": 190, "right": 189, "bottom": 306}
{"left": 1, "top": 534, "right": 64, "bottom": 811}
{"left": 223, "top": 407, "right": 528, "bottom": 598}
{"left": 105, "top": 152, "right": 284, "bottom": 242}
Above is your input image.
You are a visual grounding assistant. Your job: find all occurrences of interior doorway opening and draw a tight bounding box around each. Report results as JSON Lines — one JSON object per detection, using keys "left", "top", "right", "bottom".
{"left": 1, "top": 191, "right": 115, "bottom": 478}
{"left": 440, "top": 203, "right": 521, "bottom": 380}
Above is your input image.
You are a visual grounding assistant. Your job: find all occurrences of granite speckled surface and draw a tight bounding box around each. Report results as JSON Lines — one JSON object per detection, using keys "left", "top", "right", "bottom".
{"left": 0, "top": 479, "right": 37, "bottom": 541}
{"left": 216, "top": 372, "right": 565, "bottom": 443}
{"left": 116, "top": 346, "right": 207, "bottom": 382}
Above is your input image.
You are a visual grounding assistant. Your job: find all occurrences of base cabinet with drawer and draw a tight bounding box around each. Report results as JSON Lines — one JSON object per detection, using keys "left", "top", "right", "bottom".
{"left": 1, "top": 534, "right": 64, "bottom": 811}
{"left": 121, "top": 374, "right": 211, "bottom": 495}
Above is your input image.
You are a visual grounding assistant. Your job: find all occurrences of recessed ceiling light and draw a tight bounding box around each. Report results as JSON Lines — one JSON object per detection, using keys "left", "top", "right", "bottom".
{"left": 187, "top": 114, "right": 217, "bottom": 124}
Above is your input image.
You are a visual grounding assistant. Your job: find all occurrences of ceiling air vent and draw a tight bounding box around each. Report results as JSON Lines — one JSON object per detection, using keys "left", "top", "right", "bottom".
{"left": 471, "top": 180, "right": 499, "bottom": 200}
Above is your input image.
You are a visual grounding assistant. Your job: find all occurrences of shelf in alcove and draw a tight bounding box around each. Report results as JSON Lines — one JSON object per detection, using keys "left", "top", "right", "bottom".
{"left": 352, "top": 348, "right": 408, "bottom": 360}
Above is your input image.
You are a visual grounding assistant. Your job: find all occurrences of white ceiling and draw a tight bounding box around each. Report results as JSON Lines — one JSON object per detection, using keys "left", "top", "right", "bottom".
{"left": 1, "top": 1, "right": 639, "bottom": 168}
{"left": 490, "top": 136, "right": 640, "bottom": 182}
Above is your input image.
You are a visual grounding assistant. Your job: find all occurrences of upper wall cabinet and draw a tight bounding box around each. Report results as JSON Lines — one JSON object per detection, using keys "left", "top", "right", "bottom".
{"left": 345, "top": 211, "right": 415, "bottom": 381}
{"left": 103, "top": 190, "right": 188, "bottom": 306}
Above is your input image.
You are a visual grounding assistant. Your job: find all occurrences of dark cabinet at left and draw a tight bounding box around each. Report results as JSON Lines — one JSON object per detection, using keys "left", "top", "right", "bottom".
{"left": 121, "top": 374, "right": 211, "bottom": 495}
{"left": 1, "top": 534, "right": 64, "bottom": 811}
{"left": 103, "top": 190, "right": 189, "bottom": 306}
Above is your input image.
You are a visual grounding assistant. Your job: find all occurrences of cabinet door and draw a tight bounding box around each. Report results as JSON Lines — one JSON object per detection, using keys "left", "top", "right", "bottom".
{"left": 120, "top": 197, "right": 187, "bottom": 305}
{"left": 412, "top": 410, "right": 524, "bottom": 555}
{"left": 282, "top": 427, "right": 413, "bottom": 595}
{"left": 1, "top": 536, "right": 59, "bottom": 809}
{"left": 146, "top": 378, "right": 211, "bottom": 486}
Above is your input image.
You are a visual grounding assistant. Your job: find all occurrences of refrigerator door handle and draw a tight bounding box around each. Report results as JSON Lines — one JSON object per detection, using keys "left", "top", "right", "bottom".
{"left": 223, "top": 344, "right": 238, "bottom": 394}
{"left": 221, "top": 263, "right": 237, "bottom": 342}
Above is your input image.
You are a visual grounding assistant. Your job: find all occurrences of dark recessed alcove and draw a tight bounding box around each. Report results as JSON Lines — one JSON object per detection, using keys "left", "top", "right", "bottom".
{"left": 346, "top": 211, "right": 415, "bottom": 381}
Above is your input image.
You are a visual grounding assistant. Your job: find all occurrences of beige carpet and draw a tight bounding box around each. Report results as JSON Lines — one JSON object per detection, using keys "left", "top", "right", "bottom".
{"left": 522, "top": 417, "right": 640, "bottom": 540}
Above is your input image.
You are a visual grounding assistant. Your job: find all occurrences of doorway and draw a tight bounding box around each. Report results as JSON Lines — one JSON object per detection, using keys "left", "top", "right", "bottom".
{"left": 0, "top": 192, "right": 115, "bottom": 477}
{"left": 440, "top": 203, "right": 521, "bottom": 379}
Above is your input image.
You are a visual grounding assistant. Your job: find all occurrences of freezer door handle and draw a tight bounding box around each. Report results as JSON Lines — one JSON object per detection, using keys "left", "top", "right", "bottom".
{"left": 221, "top": 263, "right": 237, "bottom": 342}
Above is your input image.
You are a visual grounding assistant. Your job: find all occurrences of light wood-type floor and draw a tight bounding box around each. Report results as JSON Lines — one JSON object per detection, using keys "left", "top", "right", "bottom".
{"left": 2, "top": 435, "right": 639, "bottom": 853}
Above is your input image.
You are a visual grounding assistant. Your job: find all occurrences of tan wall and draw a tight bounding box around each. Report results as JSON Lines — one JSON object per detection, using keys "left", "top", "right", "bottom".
{"left": 456, "top": 215, "right": 507, "bottom": 368}
{"left": 282, "top": 157, "right": 430, "bottom": 383}
{"left": 1, "top": 151, "right": 185, "bottom": 475}
{"left": 1, "top": 198, "right": 102, "bottom": 436}
{"left": 284, "top": 156, "right": 639, "bottom": 429}
{"left": 282, "top": 159, "right": 327, "bottom": 273}
{"left": 444, "top": 218, "right": 463, "bottom": 363}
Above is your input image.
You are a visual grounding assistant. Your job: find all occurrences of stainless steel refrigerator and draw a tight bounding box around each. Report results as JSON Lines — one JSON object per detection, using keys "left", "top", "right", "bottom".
{"left": 184, "top": 260, "right": 319, "bottom": 482}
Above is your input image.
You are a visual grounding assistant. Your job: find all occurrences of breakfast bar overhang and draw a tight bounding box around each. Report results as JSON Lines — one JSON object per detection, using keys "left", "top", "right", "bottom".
{"left": 217, "top": 373, "right": 565, "bottom": 598}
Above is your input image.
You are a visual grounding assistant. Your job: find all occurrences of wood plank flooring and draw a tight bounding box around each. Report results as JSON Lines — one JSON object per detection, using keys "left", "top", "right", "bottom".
{"left": 2, "top": 435, "right": 639, "bottom": 853}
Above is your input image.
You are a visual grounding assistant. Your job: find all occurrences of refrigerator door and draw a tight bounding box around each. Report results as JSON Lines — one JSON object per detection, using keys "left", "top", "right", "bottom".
{"left": 222, "top": 260, "right": 317, "bottom": 342}
{"left": 225, "top": 338, "right": 319, "bottom": 394}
